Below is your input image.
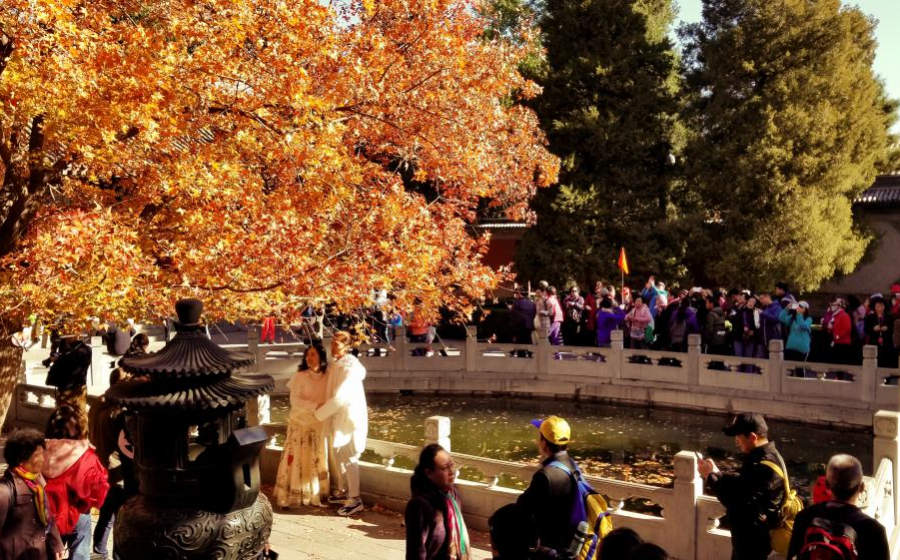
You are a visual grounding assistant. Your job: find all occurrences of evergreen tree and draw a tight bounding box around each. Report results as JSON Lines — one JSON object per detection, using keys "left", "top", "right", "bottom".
{"left": 514, "top": 0, "right": 681, "bottom": 289}
{"left": 679, "top": 0, "right": 897, "bottom": 291}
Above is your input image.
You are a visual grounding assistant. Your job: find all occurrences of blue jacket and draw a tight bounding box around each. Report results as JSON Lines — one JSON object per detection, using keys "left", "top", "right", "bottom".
{"left": 779, "top": 308, "right": 812, "bottom": 355}
{"left": 595, "top": 308, "right": 626, "bottom": 346}
{"left": 641, "top": 286, "right": 661, "bottom": 319}
{"left": 760, "top": 302, "right": 784, "bottom": 346}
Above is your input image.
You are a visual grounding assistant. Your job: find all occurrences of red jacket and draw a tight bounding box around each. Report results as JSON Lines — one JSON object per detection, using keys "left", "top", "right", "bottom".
{"left": 43, "top": 439, "right": 109, "bottom": 535}
{"left": 831, "top": 309, "right": 852, "bottom": 346}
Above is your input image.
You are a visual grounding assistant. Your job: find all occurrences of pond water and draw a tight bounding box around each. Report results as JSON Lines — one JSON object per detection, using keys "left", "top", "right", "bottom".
{"left": 270, "top": 394, "right": 871, "bottom": 502}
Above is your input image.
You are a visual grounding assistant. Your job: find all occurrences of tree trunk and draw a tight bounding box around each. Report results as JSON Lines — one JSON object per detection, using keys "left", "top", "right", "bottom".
{"left": 0, "top": 317, "right": 24, "bottom": 430}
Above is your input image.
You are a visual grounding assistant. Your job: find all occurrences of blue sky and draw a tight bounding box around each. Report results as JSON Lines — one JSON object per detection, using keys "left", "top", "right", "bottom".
{"left": 675, "top": 0, "right": 900, "bottom": 132}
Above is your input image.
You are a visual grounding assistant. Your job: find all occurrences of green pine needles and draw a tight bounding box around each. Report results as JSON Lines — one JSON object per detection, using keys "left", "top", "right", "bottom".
{"left": 504, "top": 0, "right": 897, "bottom": 291}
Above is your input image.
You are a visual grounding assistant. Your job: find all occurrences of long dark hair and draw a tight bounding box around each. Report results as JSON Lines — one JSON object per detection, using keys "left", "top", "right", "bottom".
{"left": 410, "top": 443, "right": 446, "bottom": 497}
{"left": 300, "top": 343, "right": 327, "bottom": 373}
{"left": 676, "top": 296, "right": 692, "bottom": 321}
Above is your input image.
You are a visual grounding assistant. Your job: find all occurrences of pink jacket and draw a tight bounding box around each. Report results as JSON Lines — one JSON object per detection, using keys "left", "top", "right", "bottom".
{"left": 626, "top": 305, "right": 653, "bottom": 330}
{"left": 43, "top": 439, "right": 109, "bottom": 535}
{"left": 546, "top": 296, "right": 563, "bottom": 323}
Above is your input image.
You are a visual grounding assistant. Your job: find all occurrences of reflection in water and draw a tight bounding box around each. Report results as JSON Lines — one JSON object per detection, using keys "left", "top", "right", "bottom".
{"left": 270, "top": 394, "right": 871, "bottom": 501}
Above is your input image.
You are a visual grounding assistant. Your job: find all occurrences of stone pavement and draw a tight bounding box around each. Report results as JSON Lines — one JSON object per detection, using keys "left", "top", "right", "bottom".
{"left": 266, "top": 495, "right": 492, "bottom": 560}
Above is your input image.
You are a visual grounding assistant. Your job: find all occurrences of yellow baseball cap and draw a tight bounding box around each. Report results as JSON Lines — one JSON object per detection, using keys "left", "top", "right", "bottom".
{"left": 530, "top": 416, "right": 571, "bottom": 445}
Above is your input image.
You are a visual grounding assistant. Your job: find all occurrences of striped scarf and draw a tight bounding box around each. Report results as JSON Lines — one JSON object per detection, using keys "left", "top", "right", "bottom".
{"left": 442, "top": 489, "right": 469, "bottom": 560}
{"left": 12, "top": 466, "right": 50, "bottom": 527}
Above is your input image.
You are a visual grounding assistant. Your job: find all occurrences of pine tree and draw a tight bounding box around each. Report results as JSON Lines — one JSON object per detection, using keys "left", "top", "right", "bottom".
{"left": 679, "top": 0, "right": 897, "bottom": 291}
{"left": 514, "top": 0, "right": 681, "bottom": 289}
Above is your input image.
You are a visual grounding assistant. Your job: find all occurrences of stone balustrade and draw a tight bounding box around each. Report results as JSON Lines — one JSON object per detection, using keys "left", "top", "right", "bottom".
{"left": 7, "top": 382, "right": 900, "bottom": 559}
{"left": 242, "top": 326, "right": 898, "bottom": 428}
{"left": 253, "top": 412, "right": 900, "bottom": 560}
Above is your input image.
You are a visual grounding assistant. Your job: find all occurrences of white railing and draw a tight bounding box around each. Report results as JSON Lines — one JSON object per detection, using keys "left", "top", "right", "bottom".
{"left": 12, "top": 383, "right": 900, "bottom": 559}
{"left": 34, "top": 324, "right": 895, "bottom": 428}
{"left": 863, "top": 458, "right": 895, "bottom": 530}
{"left": 239, "top": 325, "right": 896, "bottom": 428}
{"left": 256, "top": 417, "right": 718, "bottom": 560}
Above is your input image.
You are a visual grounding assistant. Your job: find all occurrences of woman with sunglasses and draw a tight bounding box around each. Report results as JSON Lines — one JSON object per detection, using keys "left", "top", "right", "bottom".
{"left": 405, "top": 444, "right": 470, "bottom": 560}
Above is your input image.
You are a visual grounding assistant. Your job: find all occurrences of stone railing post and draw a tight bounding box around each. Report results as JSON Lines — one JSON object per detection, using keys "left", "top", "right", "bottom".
{"left": 862, "top": 344, "right": 879, "bottom": 404}
{"left": 465, "top": 325, "right": 478, "bottom": 374}
{"left": 247, "top": 325, "right": 261, "bottom": 363}
{"left": 670, "top": 451, "right": 702, "bottom": 560}
{"left": 393, "top": 326, "right": 407, "bottom": 372}
{"left": 245, "top": 394, "right": 271, "bottom": 427}
{"left": 873, "top": 411, "right": 900, "bottom": 521}
{"left": 89, "top": 336, "right": 108, "bottom": 390}
{"left": 536, "top": 327, "right": 550, "bottom": 376}
{"left": 767, "top": 339, "right": 784, "bottom": 395}
{"left": 425, "top": 416, "right": 451, "bottom": 452}
{"left": 687, "top": 334, "right": 701, "bottom": 386}
{"left": 610, "top": 330, "right": 624, "bottom": 380}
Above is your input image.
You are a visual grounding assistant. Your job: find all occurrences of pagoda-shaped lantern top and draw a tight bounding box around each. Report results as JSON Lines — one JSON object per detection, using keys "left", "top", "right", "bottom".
{"left": 106, "top": 298, "right": 274, "bottom": 513}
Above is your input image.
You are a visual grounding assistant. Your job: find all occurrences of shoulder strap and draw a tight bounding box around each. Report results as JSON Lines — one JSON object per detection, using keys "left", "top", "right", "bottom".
{"left": 547, "top": 460, "right": 574, "bottom": 477}
{"left": 760, "top": 460, "right": 792, "bottom": 497}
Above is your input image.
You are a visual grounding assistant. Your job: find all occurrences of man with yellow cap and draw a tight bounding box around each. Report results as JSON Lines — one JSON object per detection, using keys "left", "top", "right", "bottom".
{"left": 517, "top": 416, "right": 578, "bottom": 555}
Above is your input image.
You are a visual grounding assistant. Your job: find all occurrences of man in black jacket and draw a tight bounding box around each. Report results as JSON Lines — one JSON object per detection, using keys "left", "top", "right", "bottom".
{"left": 787, "top": 454, "right": 889, "bottom": 560}
{"left": 517, "top": 416, "right": 578, "bottom": 554}
{"left": 45, "top": 334, "right": 92, "bottom": 415}
{"left": 509, "top": 290, "right": 537, "bottom": 346}
{"left": 698, "top": 413, "right": 786, "bottom": 560}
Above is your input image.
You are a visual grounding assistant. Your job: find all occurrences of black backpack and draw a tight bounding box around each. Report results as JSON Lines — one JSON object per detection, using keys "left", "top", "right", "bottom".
{"left": 798, "top": 517, "right": 858, "bottom": 560}
{"left": 669, "top": 316, "right": 688, "bottom": 345}
{"left": 708, "top": 311, "right": 727, "bottom": 347}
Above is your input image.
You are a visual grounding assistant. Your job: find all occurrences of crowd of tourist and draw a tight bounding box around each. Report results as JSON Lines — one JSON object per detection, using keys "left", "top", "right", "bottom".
{"left": 508, "top": 279, "right": 900, "bottom": 368}
{"left": 3, "top": 304, "right": 894, "bottom": 560}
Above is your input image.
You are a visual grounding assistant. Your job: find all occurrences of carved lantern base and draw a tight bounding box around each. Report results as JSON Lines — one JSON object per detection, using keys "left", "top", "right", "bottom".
{"left": 113, "top": 494, "right": 273, "bottom": 560}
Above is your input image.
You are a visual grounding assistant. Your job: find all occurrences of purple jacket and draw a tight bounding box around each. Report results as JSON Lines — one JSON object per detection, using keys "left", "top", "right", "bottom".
{"left": 669, "top": 306, "right": 700, "bottom": 344}
{"left": 595, "top": 308, "right": 626, "bottom": 346}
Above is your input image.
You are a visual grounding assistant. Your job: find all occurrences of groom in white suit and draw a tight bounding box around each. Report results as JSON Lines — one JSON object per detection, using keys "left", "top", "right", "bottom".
{"left": 315, "top": 331, "right": 368, "bottom": 516}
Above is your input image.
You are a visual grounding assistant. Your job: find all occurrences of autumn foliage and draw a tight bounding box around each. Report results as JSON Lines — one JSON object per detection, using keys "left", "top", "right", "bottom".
{"left": 0, "top": 0, "right": 558, "bottom": 328}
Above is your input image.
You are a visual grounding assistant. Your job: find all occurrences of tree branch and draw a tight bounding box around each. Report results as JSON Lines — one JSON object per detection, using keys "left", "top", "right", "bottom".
{"left": 0, "top": 132, "right": 11, "bottom": 169}
{"left": 333, "top": 107, "right": 439, "bottom": 149}
{"left": 182, "top": 246, "right": 353, "bottom": 293}
{"left": 209, "top": 106, "right": 283, "bottom": 136}
{"left": 403, "top": 67, "right": 446, "bottom": 95}
{"left": 27, "top": 115, "right": 46, "bottom": 195}
{"left": 0, "top": 29, "right": 14, "bottom": 81}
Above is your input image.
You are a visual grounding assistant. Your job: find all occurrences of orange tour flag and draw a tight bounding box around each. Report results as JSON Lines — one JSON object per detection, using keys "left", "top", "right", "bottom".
{"left": 618, "top": 247, "right": 630, "bottom": 275}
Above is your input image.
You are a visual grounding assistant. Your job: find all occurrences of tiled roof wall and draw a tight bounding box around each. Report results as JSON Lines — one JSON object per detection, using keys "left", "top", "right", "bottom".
{"left": 856, "top": 175, "right": 900, "bottom": 209}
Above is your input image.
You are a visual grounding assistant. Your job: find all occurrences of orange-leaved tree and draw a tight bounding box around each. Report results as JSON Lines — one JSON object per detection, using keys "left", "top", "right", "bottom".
{"left": 0, "top": 0, "right": 558, "bottom": 425}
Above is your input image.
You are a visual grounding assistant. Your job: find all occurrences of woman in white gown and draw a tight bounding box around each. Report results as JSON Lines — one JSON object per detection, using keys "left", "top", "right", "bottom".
{"left": 275, "top": 344, "right": 330, "bottom": 507}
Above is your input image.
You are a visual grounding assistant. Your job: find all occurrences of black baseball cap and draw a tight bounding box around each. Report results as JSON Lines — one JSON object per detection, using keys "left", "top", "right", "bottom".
{"left": 722, "top": 413, "right": 768, "bottom": 437}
